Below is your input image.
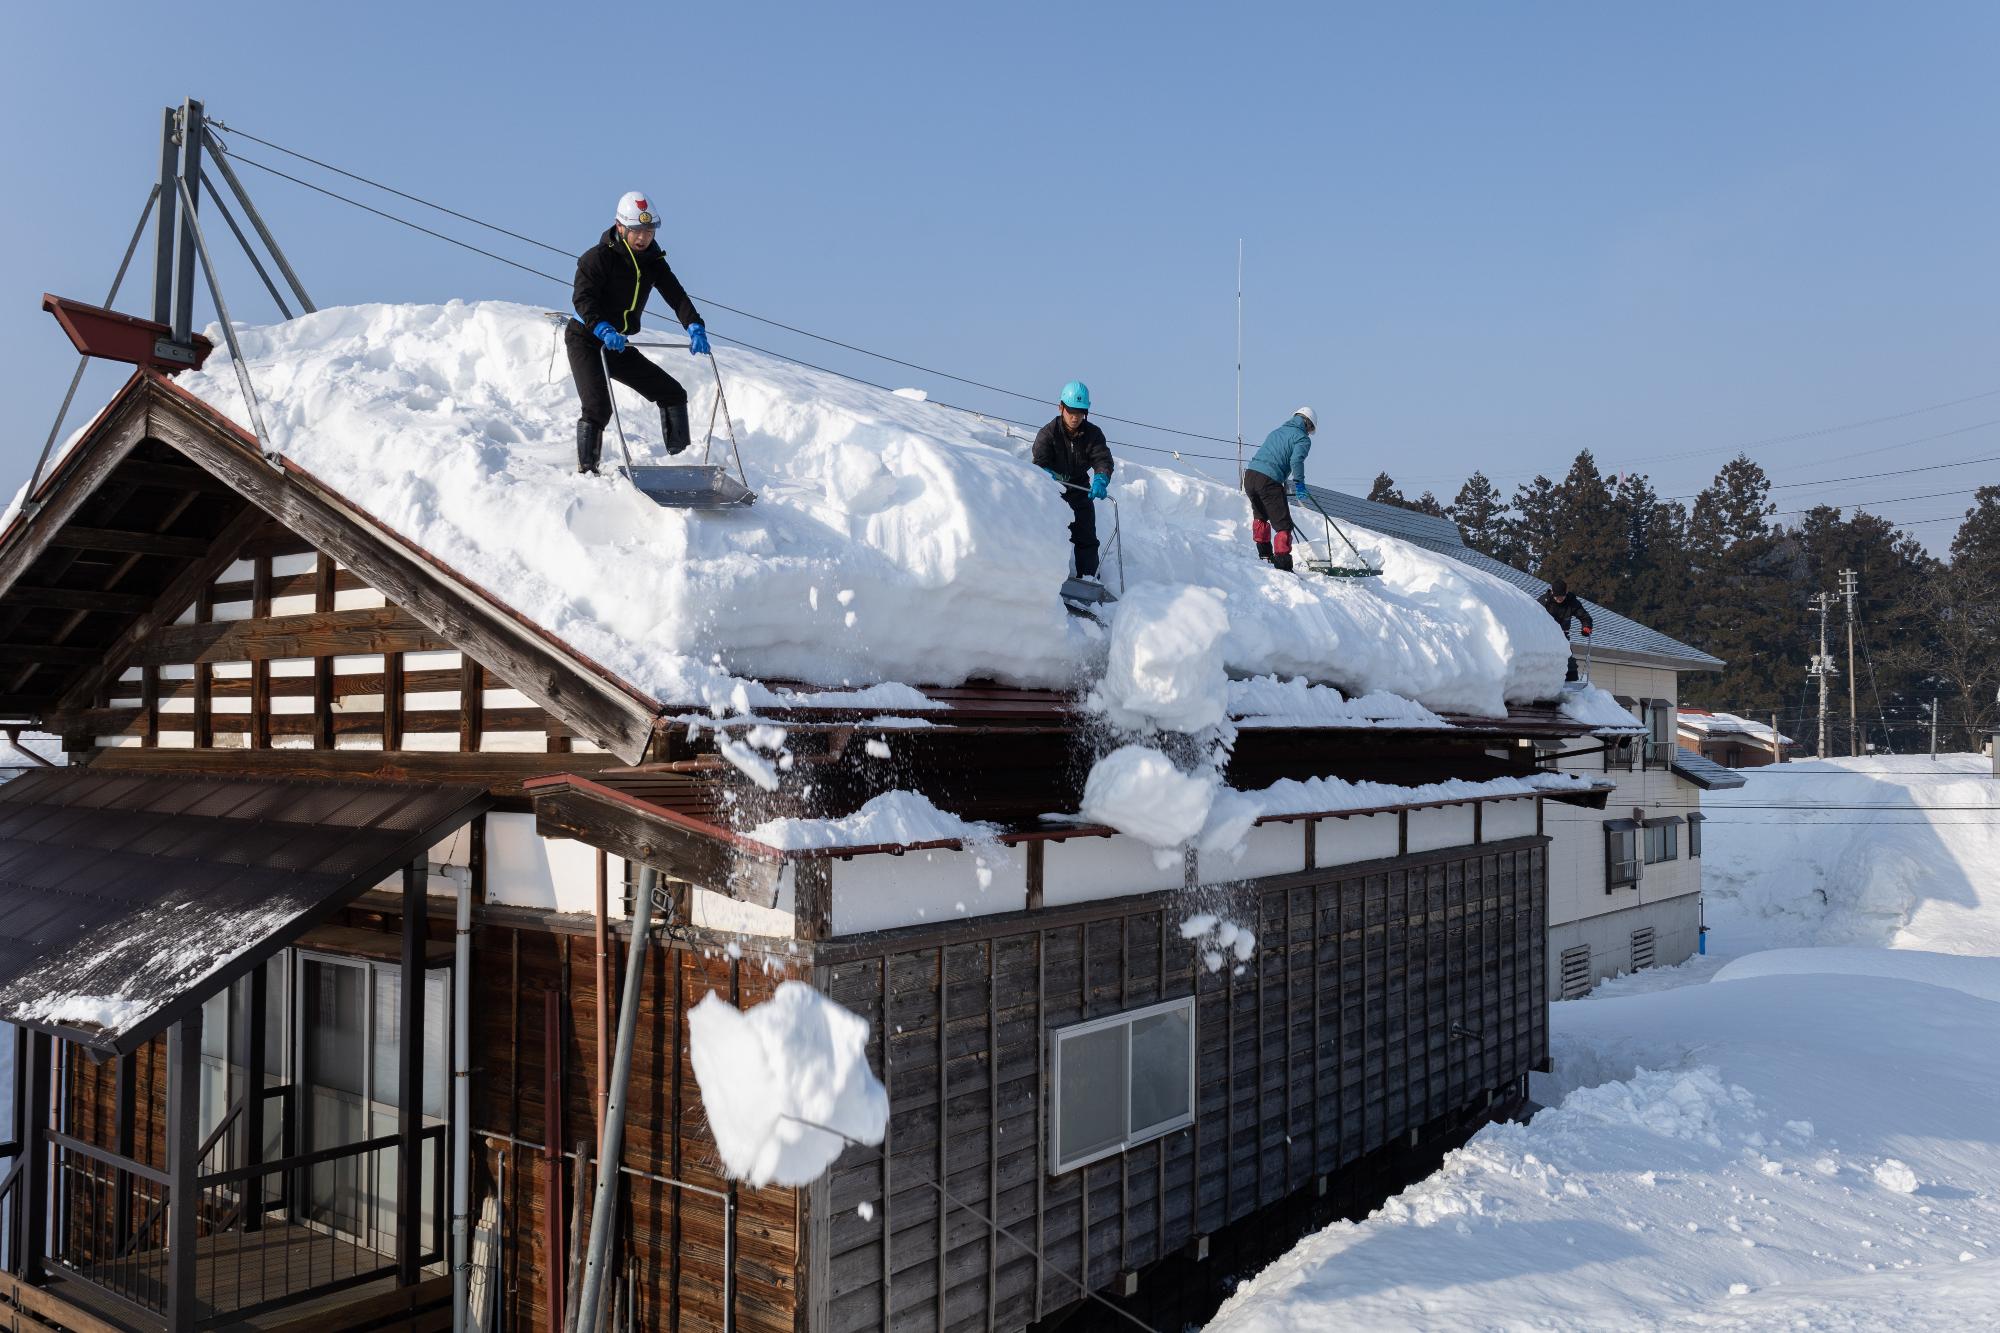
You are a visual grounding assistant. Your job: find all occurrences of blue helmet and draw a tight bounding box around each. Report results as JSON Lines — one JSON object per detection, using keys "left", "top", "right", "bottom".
{"left": 1060, "top": 380, "right": 1091, "bottom": 411}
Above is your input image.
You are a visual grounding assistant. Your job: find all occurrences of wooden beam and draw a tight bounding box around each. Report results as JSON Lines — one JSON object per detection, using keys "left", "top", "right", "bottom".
{"left": 81, "top": 742, "right": 618, "bottom": 797}
{"left": 0, "top": 643, "right": 101, "bottom": 665}
{"left": 533, "top": 786, "right": 783, "bottom": 906}
{"left": 314, "top": 553, "right": 335, "bottom": 750}
{"left": 46, "top": 525, "right": 211, "bottom": 557}
{"left": 397, "top": 862, "right": 424, "bottom": 1286}
{"left": 145, "top": 388, "right": 659, "bottom": 762}
{"left": 48, "top": 501, "right": 270, "bottom": 718}
{"left": 794, "top": 859, "right": 832, "bottom": 941}
{"left": 110, "top": 456, "right": 232, "bottom": 493}
{"left": 458, "top": 659, "right": 483, "bottom": 752}
{"left": 127, "top": 605, "right": 447, "bottom": 668}
{"left": 193, "top": 583, "right": 213, "bottom": 749}
{"left": 1, "top": 585, "right": 155, "bottom": 613}
{"left": 251, "top": 553, "right": 272, "bottom": 748}
{"left": 383, "top": 650, "right": 405, "bottom": 750}
{"left": 0, "top": 386, "right": 150, "bottom": 600}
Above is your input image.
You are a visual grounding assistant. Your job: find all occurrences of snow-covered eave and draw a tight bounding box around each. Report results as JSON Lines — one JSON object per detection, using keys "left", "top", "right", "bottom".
{"left": 528, "top": 769, "right": 1611, "bottom": 864}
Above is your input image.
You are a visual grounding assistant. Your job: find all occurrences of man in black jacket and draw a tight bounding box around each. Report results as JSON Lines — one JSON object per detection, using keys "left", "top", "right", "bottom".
{"left": 1031, "top": 381, "right": 1114, "bottom": 579}
{"left": 1539, "top": 577, "right": 1594, "bottom": 682}
{"left": 568, "top": 191, "right": 708, "bottom": 474}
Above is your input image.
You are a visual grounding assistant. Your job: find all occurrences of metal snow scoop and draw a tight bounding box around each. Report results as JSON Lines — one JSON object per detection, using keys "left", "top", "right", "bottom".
{"left": 1296, "top": 487, "right": 1382, "bottom": 579}
{"left": 601, "top": 345, "right": 757, "bottom": 509}
{"left": 1057, "top": 480, "right": 1127, "bottom": 619}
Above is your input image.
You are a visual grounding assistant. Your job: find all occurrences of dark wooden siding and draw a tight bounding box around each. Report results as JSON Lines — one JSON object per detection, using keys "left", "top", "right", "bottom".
{"left": 812, "top": 835, "right": 1548, "bottom": 1332}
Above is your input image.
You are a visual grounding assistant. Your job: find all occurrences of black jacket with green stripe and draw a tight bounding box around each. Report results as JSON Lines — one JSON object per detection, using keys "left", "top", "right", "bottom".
{"left": 572, "top": 227, "right": 703, "bottom": 337}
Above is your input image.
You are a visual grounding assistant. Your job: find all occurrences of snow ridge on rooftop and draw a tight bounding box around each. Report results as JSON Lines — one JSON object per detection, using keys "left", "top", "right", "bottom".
{"left": 182, "top": 300, "right": 1568, "bottom": 715}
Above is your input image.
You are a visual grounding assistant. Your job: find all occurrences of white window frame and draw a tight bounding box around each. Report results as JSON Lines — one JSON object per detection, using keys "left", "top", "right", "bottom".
{"left": 1048, "top": 996, "right": 1196, "bottom": 1174}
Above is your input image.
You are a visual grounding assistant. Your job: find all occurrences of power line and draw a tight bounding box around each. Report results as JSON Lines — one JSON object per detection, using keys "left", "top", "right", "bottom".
{"left": 209, "top": 120, "right": 1241, "bottom": 447}
{"left": 212, "top": 144, "right": 1239, "bottom": 466}
{"left": 1664, "top": 447, "right": 2000, "bottom": 502}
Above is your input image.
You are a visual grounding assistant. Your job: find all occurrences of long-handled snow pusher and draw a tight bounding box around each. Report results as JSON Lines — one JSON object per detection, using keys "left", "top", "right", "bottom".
{"left": 1296, "top": 488, "right": 1383, "bottom": 579}
{"left": 1056, "top": 480, "right": 1126, "bottom": 619}
{"left": 599, "top": 346, "right": 756, "bottom": 509}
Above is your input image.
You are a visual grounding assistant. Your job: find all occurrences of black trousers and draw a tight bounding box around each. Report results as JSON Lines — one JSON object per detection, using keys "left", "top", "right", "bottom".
{"left": 1061, "top": 483, "right": 1100, "bottom": 577}
{"left": 1242, "top": 468, "right": 1295, "bottom": 533}
{"left": 566, "top": 323, "right": 688, "bottom": 428}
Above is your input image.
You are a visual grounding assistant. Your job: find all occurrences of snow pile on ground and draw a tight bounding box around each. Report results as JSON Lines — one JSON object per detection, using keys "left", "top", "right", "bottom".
{"left": 1089, "top": 583, "right": 1231, "bottom": 734}
{"left": 744, "top": 790, "right": 998, "bottom": 851}
{"left": 686, "top": 981, "right": 888, "bottom": 1188}
{"left": 1702, "top": 755, "right": 2000, "bottom": 955}
{"left": 179, "top": 301, "right": 1567, "bottom": 714}
{"left": 1228, "top": 676, "right": 1449, "bottom": 730}
{"left": 1207, "top": 957, "right": 2000, "bottom": 1331}
{"left": 1713, "top": 946, "right": 2000, "bottom": 1004}
{"left": 1082, "top": 745, "right": 1219, "bottom": 848}
{"left": 1558, "top": 683, "right": 1646, "bottom": 734}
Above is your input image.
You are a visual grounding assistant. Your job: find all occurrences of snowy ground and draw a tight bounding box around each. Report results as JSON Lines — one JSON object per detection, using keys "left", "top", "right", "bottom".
{"left": 1207, "top": 755, "right": 2000, "bottom": 1331}
{"left": 171, "top": 301, "right": 1568, "bottom": 716}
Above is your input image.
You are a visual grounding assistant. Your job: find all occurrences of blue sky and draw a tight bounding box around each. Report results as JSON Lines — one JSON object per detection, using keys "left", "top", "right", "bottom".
{"left": 3, "top": 1, "right": 1995, "bottom": 549}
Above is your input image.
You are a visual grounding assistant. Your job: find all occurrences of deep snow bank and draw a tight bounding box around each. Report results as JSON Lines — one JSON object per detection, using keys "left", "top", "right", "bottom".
{"left": 1208, "top": 960, "right": 2000, "bottom": 1331}
{"left": 179, "top": 301, "right": 1566, "bottom": 713}
{"left": 1702, "top": 756, "right": 2000, "bottom": 955}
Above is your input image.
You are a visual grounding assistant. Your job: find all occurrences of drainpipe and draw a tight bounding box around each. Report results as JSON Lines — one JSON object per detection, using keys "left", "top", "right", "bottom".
{"left": 449, "top": 864, "right": 473, "bottom": 1331}
{"left": 576, "top": 865, "right": 655, "bottom": 1333}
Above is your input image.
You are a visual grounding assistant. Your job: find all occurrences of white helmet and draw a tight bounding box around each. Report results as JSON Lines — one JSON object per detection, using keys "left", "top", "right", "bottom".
{"left": 615, "top": 191, "right": 660, "bottom": 228}
{"left": 1293, "top": 405, "right": 1318, "bottom": 430}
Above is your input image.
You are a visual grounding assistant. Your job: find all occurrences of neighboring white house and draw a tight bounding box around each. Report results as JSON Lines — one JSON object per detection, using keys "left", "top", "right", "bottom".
{"left": 1306, "top": 490, "right": 1739, "bottom": 996}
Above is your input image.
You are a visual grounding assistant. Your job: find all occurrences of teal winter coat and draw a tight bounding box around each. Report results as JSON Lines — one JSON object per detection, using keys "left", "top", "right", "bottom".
{"left": 1245, "top": 415, "right": 1313, "bottom": 486}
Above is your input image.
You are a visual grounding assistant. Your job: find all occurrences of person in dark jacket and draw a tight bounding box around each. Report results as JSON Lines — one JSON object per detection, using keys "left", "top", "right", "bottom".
{"left": 1539, "top": 577, "right": 1595, "bottom": 682}
{"left": 567, "top": 191, "right": 708, "bottom": 474}
{"left": 1031, "top": 381, "right": 1114, "bottom": 579}
{"left": 1242, "top": 406, "right": 1316, "bottom": 571}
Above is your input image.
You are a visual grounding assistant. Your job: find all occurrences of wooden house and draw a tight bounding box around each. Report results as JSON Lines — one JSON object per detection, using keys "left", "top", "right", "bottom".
{"left": 0, "top": 366, "right": 1614, "bottom": 1331}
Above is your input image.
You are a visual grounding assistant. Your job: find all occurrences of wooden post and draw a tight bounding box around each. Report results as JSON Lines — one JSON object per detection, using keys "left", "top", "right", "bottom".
{"left": 251, "top": 552, "right": 272, "bottom": 748}
{"left": 398, "top": 860, "right": 425, "bottom": 1286}
{"left": 20, "top": 1032, "right": 52, "bottom": 1282}
{"left": 313, "top": 554, "right": 335, "bottom": 750}
{"left": 383, "top": 651, "right": 405, "bottom": 751}
{"left": 243, "top": 965, "right": 267, "bottom": 1232}
{"left": 167, "top": 1012, "right": 203, "bottom": 1331}
{"left": 543, "top": 990, "right": 567, "bottom": 1333}
{"left": 113, "top": 1051, "right": 136, "bottom": 1252}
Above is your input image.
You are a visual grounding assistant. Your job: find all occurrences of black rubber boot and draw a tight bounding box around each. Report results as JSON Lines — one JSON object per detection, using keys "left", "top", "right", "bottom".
{"left": 1255, "top": 541, "right": 1273, "bottom": 561}
{"left": 577, "top": 420, "right": 603, "bottom": 474}
{"left": 1271, "top": 551, "right": 1294, "bottom": 572}
{"left": 662, "top": 403, "right": 692, "bottom": 456}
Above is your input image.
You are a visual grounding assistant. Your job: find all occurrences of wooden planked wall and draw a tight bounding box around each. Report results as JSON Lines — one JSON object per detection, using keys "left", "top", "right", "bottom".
{"left": 813, "top": 836, "right": 1548, "bottom": 1333}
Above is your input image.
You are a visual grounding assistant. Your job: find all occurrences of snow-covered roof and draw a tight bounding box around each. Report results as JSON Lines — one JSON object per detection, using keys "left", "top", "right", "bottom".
{"left": 170, "top": 301, "right": 1573, "bottom": 719}
{"left": 1679, "top": 709, "right": 1795, "bottom": 745}
{"left": 1301, "top": 488, "right": 1725, "bottom": 672}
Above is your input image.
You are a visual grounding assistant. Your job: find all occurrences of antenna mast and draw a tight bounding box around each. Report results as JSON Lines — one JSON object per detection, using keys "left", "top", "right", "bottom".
{"left": 1234, "top": 239, "right": 1243, "bottom": 483}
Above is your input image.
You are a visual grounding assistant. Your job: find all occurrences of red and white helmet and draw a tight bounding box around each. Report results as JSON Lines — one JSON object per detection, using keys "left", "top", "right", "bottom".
{"left": 615, "top": 191, "right": 660, "bottom": 228}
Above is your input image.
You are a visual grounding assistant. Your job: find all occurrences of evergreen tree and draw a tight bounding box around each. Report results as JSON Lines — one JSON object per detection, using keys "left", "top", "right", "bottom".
{"left": 1539, "top": 451, "right": 1626, "bottom": 596}
{"left": 1508, "top": 475, "right": 1563, "bottom": 575}
{"left": 1903, "top": 487, "right": 2000, "bottom": 747}
{"left": 1449, "top": 472, "right": 1516, "bottom": 561}
{"left": 1612, "top": 472, "right": 1691, "bottom": 634}
{"left": 1367, "top": 473, "right": 1406, "bottom": 507}
{"left": 1681, "top": 455, "right": 1798, "bottom": 714}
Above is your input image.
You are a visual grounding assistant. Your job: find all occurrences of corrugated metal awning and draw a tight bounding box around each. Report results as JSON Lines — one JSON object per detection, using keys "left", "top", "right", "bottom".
{"left": 1671, "top": 753, "right": 1750, "bottom": 791}
{"left": 0, "top": 768, "right": 489, "bottom": 1053}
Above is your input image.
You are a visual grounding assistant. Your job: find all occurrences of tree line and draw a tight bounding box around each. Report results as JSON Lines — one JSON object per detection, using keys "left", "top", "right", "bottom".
{"left": 1364, "top": 456, "right": 2000, "bottom": 753}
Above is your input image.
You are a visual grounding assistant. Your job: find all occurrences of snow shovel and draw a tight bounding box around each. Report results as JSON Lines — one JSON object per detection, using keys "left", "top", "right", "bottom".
{"left": 1297, "top": 488, "right": 1383, "bottom": 578}
{"left": 601, "top": 346, "right": 756, "bottom": 509}
{"left": 1056, "top": 481, "right": 1124, "bottom": 619}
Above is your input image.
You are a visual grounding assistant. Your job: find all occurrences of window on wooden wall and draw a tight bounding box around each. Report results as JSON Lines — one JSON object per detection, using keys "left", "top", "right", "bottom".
{"left": 1049, "top": 996, "right": 1195, "bottom": 1173}
{"left": 1604, "top": 821, "right": 1640, "bottom": 889}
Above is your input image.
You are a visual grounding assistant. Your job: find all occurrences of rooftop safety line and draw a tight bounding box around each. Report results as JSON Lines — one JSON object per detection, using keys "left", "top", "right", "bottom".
{"left": 208, "top": 119, "right": 1242, "bottom": 446}
{"left": 214, "top": 144, "right": 1239, "bottom": 467}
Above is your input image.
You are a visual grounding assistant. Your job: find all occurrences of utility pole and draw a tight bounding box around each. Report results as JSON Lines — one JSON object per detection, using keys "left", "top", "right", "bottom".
{"left": 1234, "top": 239, "right": 1244, "bottom": 484}
{"left": 1808, "top": 591, "right": 1838, "bottom": 759}
{"left": 1772, "top": 710, "right": 1785, "bottom": 763}
{"left": 1840, "top": 568, "right": 1860, "bottom": 756}
{"left": 1930, "top": 698, "right": 1939, "bottom": 760}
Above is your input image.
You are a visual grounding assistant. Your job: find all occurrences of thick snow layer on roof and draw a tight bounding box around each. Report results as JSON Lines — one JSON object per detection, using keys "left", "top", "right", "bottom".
{"left": 179, "top": 301, "right": 1566, "bottom": 715}
{"left": 1557, "top": 682, "right": 1647, "bottom": 734}
{"left": 744, "top": 790, "right": 998, "bottom": 851}
{"left": 1227, "top": 675, "right": 1449, "bottom": 729}
{"left": 1681, "top": 709, "right": 1793, "bottom": 744}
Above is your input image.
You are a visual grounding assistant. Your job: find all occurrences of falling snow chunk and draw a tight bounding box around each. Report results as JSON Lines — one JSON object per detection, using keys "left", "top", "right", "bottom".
{"left": 746, "top": 790, "right": 998, "bottom": 851}
{"left": 858, "top": 1201, "right": 876, "bottom": 1221}
{"left": 715, "top": 735, "right": 780, "bottom": 792}
{"left": 1080, "top": 746, "right": 1214, "bottom": 847}
{"left": 864, "top": 738, "right": 891, "bottom": 759}
{"left": 686, "top": 983, "right": 888, "bottom": 1189}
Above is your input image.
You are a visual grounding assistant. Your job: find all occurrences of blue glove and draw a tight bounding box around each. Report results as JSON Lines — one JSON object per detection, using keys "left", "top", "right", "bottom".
{"left": 687, "top": 323, "right": 710, "bottom": 356}
{"left": 1293, "top": 480, "right": 1309, "bottom": 500}
{"left": 592, "top": 321, "right": 628, "bottom": 353}
{"left": 1044, "top": 467, "right": 1067, "bottom": 484}
{"left": 1088, "top": 472, "right": 1109, "bottom": 500}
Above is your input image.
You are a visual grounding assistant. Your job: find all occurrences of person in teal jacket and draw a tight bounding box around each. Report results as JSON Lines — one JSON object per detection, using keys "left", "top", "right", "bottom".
{"left": 1242, "top": 406, "right": 1317, "bottom": 571}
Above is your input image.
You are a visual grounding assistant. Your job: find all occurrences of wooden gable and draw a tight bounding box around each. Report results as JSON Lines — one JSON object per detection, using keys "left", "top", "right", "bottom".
{"left": 0, "top": 372, "right": 663, "bottom": 775}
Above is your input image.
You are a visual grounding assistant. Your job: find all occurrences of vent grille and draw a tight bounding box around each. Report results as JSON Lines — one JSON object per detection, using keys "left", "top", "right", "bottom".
{"left": 1560, "top": 945, "right": 1592, "bottom": 999}
{"left": 1631, "top": 927, "right": 1657, "bottom": 971}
